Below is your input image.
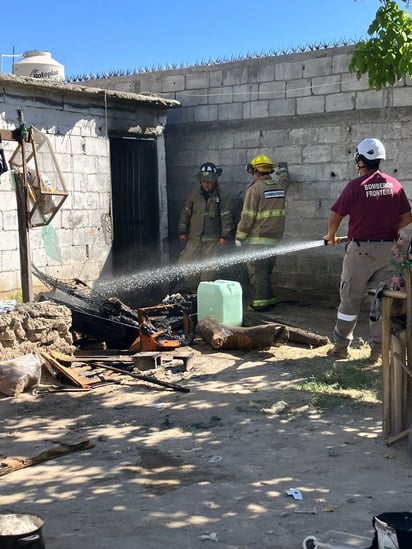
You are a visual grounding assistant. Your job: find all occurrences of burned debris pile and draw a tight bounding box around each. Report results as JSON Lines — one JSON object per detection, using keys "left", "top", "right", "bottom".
{"left": 32, "top": 266, "right": 196, "bottom": 351}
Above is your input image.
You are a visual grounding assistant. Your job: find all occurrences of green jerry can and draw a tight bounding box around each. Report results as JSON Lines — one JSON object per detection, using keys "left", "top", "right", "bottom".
{"left": 197, "top": 280, "right": 243, "bottom": 327}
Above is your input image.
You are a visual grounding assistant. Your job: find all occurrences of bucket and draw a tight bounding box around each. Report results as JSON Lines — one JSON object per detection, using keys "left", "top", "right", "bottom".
{"left": 197, "top": 280, "right": 243, "bottom": 327}
{"left": 371, "top": 512, "right": 412, "bottom": 549}
{"left": 0, "top": 513, "right": 45, "bottom": 548}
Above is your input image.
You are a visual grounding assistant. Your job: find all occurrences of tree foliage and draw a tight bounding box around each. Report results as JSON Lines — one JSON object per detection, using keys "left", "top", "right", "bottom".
{"left": 349, "top": 0, "right": 412, "bottom": 89}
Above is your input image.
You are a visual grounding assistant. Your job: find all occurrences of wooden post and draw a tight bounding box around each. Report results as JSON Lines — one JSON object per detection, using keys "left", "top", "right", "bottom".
{"left": 381, "top": 295, "right": 393, "bottom": 436}
{"left": 405, "top": 268, "right": 412, "bottom": 426}
{"left": 391, "top": 331, "right": 407, "bottom": 435}
{"left": 15, "top": 110, "right": 33, "bottom": 302}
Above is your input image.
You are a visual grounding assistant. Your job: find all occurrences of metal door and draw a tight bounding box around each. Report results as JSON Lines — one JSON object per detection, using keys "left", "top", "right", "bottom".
{"left": 110, "top": 137, "right": 159, "bottom": 274}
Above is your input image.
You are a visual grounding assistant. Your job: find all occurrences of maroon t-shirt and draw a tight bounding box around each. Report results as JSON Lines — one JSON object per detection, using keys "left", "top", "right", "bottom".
{"left": 331, "top": 171, "right": 411, "bottom": 240}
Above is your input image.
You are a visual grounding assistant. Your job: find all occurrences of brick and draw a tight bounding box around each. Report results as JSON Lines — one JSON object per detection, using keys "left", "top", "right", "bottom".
{"left": 258, "top": 81, "right": 286, "bottom": 100}
{"left": 257, "top": 63, "right": 275, "bottom": 82}
{"left": 393, "top": 87, "right": 412, "bottom": 107}
{"left": 217, "top": 103, "right": 243, "bottom": 121}
{"left": 0, "top": 270, "right": 19, "bottom": 293}
{"left": 186, "top": 71, "right": 210, "bottom": 89}
{"left": 3, "top": 212, "right": 18, "bottom": 232}
{"left": 250, "top": 100, "right": 269, "bottom": 118}
{"left": 194, "top": 105, "right": 218, "bottom": 122}
{"left": 210, "top": 70, "right": 223, "bottom": 87}
{"left": 234, "top": 131, "right": 263, "bottom": 148}
{"left": 222, "top": 66, "right": 249, "bottom": 86}
{"left": 133, "top": 77, "right": 163, "bottom": 94}
{"left": 260, "top": 129, "right": 289, "bottom": 147}
{"left": 179, "top": 89, "right": 209, "bottom": 107}
{"left": 275, "top": 61, "right": 303, "bottom": 80}
{"left": 341, "top": 72, "right": 369, "bottom": 92}
{"left": 232, "top": 83, "right": 259, "bottom": 102}
{"left": 167, "top": 107, "right": 194, "bottom": 124}
{"left": 319, "top": 126, "right": 348, "bottom": 144}
{"left": 312, "top": 75, "right": 341, "bottom": 95}
{"left": 332, "top": 53, "right": 352, "bottom": 73}
{"left": 355, "top": 89, "right": 386, "bottom": 109}
{"left": 289, "top": 128, "right": 319, "bottom": 145}
{"left": 326, "top": 92, "right": 355, "bottom": 112}
{"left": 163, "top": 74, "right": 185, "bottom": 92}
{"left": 209, "top": 86, "right": 233, "bottom": 104}
{"left": 303, "top": 56, "right": 332, "bottom": 78}
{"left": 297, "top": 96, "right": 325, "bottom": 114}
{"left": 268, "top": 98, "right": 296, "bottom": 116}
{"left": 287, "top": 79, "right": 311, "bottom": 98}
{"left": 303, "top": 145, "right": 332, "bottom": 163}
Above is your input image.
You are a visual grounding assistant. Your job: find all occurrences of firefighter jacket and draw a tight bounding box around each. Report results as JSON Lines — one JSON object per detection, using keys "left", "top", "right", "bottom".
{"left": 235, "top": 165, "right": 289, "bottom": 245}
{"left": 178, "top": 185, "right": 233, "bottom": 242}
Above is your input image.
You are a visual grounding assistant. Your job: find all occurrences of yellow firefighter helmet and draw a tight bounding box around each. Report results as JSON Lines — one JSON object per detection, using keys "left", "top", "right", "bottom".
{"left": 246, "top": 154, "right": 275, "bottom": 174}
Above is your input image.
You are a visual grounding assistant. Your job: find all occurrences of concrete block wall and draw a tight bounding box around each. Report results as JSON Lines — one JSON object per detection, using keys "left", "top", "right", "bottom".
{"left": 0, "top": 104, "right": 112, "bottom": 296}
{"left": 0, "top": 83, "right": 171, "bottom": 297}
{"left": 89, "top": 45, "right": 412, "bottom": 298}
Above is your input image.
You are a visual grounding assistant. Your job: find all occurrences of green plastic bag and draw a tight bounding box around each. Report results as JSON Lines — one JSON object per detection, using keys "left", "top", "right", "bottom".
{"left": 41, "top": 224, "right": 62, "bottom": 263}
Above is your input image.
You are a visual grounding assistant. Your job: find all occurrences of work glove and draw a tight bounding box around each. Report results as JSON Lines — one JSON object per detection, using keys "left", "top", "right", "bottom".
{"left": 219, "top": 238, "right": 227, "bottom": 247}
{"left": 235, "top": 240, "right": 243, "bottom": 247}
{"left": 274, "top": 161, "right": 288, "bottom": 175}
{"left": 179, "top": 234, "right": 187, "bottom": 242}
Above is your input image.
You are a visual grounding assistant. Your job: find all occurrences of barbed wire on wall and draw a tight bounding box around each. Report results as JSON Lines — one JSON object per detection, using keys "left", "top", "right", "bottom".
{"left": 66, "top": 38, "right": 360, "bottom": 83}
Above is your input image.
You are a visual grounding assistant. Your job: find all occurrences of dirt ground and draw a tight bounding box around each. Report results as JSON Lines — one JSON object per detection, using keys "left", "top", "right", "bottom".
{"left": 1, "top": 298, "right": 411, "bottom": 549}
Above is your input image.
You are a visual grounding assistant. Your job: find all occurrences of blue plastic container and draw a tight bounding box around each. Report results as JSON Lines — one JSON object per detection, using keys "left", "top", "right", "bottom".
{"left": 197, "top": 280, "right": 243, "bottom": 327}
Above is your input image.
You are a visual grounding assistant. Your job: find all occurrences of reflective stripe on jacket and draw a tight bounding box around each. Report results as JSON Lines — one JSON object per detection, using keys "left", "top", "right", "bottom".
{"left": 235, "top": 167, "right": 289, "bottom": 245}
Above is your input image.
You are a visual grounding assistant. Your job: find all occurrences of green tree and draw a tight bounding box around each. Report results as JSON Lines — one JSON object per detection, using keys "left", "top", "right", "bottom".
{"left": 349, "top": 0, "right": 412, "bottom": 89}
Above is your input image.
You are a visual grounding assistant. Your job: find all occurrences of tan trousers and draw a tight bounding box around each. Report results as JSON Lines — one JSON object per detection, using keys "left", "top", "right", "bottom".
{"left": 178, "top": 238, "right": 222, "bottom": 292}
{"left": 334, "top": 240, "right": 396, "bottom": 350}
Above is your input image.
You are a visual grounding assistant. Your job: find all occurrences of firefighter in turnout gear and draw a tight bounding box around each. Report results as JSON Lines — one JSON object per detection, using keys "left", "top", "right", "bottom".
{"left": 178, "top": 162, "right": 234, "bottom": 291}
{"left": 235, "top": 155, "right": 289, "bottom": 311}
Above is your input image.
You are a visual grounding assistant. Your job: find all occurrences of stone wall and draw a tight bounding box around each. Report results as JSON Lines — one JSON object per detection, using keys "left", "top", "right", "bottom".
{"left": 87, "top": 45, "right": 412, "bottom": 298}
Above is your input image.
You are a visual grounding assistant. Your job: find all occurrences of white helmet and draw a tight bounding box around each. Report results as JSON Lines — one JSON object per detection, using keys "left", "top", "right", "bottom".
{"left": 355, "top": 138, "right": 386, "bottom": 160}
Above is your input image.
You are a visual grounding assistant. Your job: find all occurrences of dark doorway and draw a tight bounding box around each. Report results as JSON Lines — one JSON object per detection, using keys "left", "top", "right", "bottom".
{"left": 110, "top": 137, "right": 160, "bottom": 276}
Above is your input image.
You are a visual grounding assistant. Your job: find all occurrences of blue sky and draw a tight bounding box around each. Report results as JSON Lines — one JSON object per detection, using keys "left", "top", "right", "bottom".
{"left": 1, "top": 0, "right": 410, "bottom": 79}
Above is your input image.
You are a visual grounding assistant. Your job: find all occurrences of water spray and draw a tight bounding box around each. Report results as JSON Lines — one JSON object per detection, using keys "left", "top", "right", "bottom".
{"left": 96, "top": 239, "right": 334, "bottom": 296}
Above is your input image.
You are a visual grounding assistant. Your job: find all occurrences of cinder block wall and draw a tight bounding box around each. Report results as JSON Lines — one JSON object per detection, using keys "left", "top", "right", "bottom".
{"left": 80, "top": 45, "right": 412, "bottom": 299}
{"left": 0, "top": 81, "right": 169, "bottom": 297}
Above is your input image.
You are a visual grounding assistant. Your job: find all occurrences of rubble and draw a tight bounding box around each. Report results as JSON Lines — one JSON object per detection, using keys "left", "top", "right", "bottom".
{"left": 0, "top": 301, "right": 74, "bottom": 360}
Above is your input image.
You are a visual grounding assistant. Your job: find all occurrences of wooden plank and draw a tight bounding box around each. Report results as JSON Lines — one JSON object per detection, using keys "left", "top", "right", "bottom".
{"left": 392, "top": 334, "right": 405, "bottom": 435}
{"left": 41, "top": 351, "right": 90, "bottom": 388}
{"left": 386, "top": 429, "right": 409, "bottom": 446}
{"left": 404, "top": 268, "right": 412, "bottom": 427}
{"left": 0, "top": 438, "right": 93, "bottom": 477}
{"left": 381, "top": 296, "right": 393, "bottom": 437}
{"left": 0, "top": 129, "right": 20, "bottom": 141}
{"left": 51, "top": 350, "right": 134, "bottom": 364}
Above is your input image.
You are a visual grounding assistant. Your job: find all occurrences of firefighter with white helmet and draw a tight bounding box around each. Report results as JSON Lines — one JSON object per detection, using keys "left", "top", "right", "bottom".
{"left": 324, "top": 138, "right": 412, "bottom": 361}
{"left": 235, "top": 154, "right": 289, "bottom": 311}
{"left": 178, "top": 162, "right": 233, "bottom": 291}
